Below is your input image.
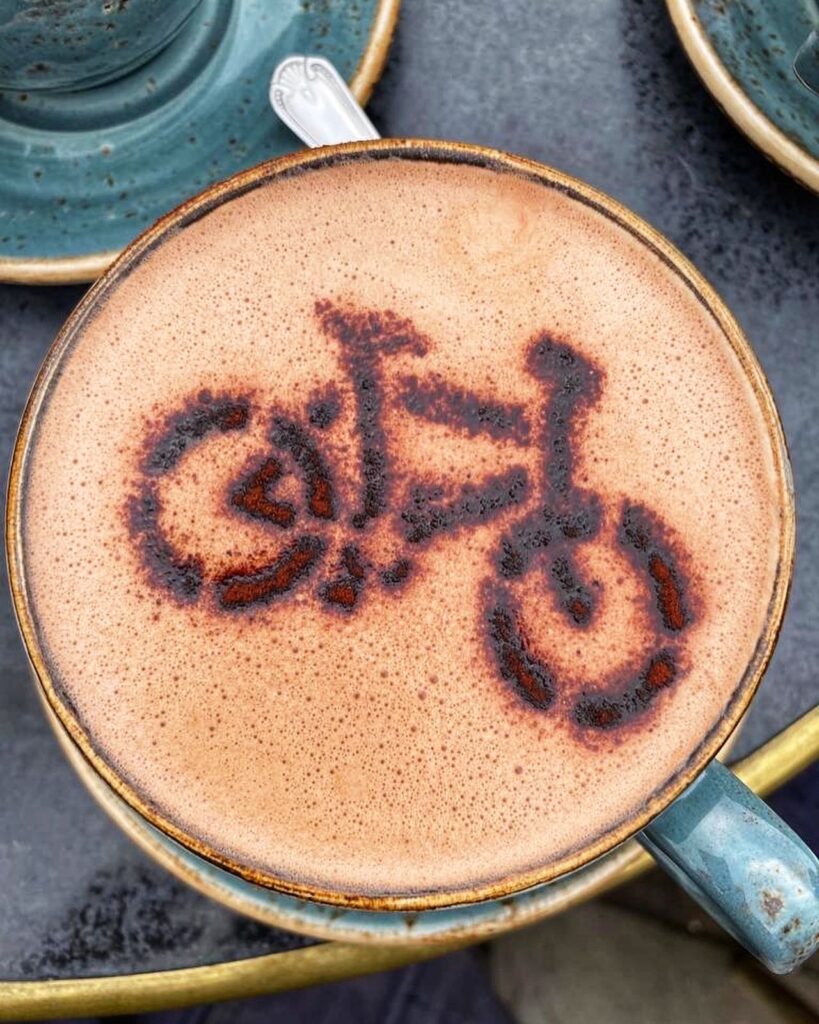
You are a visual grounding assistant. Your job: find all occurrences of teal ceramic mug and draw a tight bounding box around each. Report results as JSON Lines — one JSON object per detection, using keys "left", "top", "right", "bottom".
{"left": 0, "top": 0, "right": 204, "bottom": 92}
{"left": 8, "top": 139, "right": 819, "bottom": 975}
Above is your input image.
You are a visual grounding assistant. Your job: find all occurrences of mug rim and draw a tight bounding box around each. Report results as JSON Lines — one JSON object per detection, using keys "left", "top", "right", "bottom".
{"left": 6, "top": 137, "right": 797, "bottom": 912}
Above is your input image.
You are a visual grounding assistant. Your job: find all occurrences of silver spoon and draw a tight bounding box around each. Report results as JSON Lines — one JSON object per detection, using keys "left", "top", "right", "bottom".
{"left": 269, "top": 55, "right": 380, "bottom": 147}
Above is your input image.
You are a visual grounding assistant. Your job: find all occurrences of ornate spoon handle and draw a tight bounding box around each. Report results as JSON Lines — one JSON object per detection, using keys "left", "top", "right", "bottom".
{"left": 269, "top": 55, "right": 381, "bottom": 147}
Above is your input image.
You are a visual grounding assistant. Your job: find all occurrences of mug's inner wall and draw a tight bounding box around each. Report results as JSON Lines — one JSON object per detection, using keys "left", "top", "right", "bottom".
{"left": 15, "top": 145, "right": 788, "bottom": 905}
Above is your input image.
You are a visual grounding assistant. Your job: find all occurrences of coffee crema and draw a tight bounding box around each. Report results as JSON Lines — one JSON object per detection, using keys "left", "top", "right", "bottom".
{"left": 18, "top": 148, "right": 786, "bottom": 902}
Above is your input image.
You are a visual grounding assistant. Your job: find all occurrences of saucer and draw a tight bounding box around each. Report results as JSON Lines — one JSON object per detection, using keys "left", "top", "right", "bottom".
{"left": 667, "top": 0, "right": 819, "bottom": 193}
{"left": 44, "top": 686, "right": 650, "bottom": 946}
{"left": 42, "top": 673, "right": 752, "bottom": 947}
{"left": 0, "top": 0, "right": 399, "bottom": 285}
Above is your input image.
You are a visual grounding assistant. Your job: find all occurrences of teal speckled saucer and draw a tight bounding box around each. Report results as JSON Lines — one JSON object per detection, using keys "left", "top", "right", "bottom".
{"left": 0, "top": 0, "right": 398, "bottom": 284}
{"left": 667, "top": 0, "right": 819, "bottom": 193}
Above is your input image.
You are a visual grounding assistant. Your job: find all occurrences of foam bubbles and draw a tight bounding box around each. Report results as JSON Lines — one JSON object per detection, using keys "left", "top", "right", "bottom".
{"left": 20, "top": 153, "right": 784, "bottom": 899}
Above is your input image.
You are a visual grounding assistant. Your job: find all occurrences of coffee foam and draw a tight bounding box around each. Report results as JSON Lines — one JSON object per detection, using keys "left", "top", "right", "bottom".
{"left": 21, "top": 153, "right": 784, "bottom": 898}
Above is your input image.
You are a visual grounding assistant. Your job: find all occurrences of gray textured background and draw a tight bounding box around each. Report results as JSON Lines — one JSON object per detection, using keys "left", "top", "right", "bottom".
{"left": 1, "top": 0, "right": 817, "bottom": 983}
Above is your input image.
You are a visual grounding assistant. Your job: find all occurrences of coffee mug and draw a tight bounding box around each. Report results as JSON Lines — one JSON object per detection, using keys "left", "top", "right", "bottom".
{"left": 0, "top": 0, "right": 204, "bottom": 92}
{"left": 8, "top": 139, "right": 818, "bottom": 975}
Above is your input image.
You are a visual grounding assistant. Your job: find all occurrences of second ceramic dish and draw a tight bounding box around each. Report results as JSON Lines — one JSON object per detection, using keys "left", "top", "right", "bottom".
{"left": 667, "top": 0, "right": 819, "bottom": 192}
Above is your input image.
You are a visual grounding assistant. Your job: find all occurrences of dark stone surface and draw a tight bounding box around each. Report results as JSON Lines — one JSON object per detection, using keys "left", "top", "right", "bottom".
{"left": 1, "top": 0, "right": 817, "bottom": 983}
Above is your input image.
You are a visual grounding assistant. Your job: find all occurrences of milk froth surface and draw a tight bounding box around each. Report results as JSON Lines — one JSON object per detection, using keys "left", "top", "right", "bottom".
{"left": 21, "top": 153, "right": 784, "bottom": 898}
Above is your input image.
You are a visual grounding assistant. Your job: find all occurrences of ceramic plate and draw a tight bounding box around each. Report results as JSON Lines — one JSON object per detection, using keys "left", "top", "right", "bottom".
{"left": 0, "top": 0, "right": 398, "bottom": 284}
{"left": 667, "top": 0, "right": 819, "bottom": 193}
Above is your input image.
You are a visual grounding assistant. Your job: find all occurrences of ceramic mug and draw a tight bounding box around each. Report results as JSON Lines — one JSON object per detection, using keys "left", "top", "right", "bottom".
{"left": 8, "top": 139, "right": 819, "bottom": 974}
{"left": 0, "top": 0, "right": 204, "bottom": 92}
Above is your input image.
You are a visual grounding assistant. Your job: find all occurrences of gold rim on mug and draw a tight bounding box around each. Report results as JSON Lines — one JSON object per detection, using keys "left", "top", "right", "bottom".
{"left": 7, "top": 137, "right": 797, "bottom": 913}
{"left": 1, "top": 711, "right": 816, "bottom": 1020}
{"left": 666, "top": 0, "right": 819, "bottom": 195}
{"left": 0, "top": 0, "right": 401, "bottom": 287}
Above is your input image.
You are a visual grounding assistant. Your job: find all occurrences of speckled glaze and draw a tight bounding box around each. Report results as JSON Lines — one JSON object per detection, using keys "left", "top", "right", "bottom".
{"left": 670, "top": 0, "right": 819, "bottom": 191}
{"left": 641, "top": 761, "right": 819, "bottom": 973}
{"left": 696, "top": 0, "right": 819, "bottom": 155}
{"left": 0, "top": 0, "right": 396, "bottom": 279}
{"left": 0, "top": 0, "right": 203, "bottom": 92}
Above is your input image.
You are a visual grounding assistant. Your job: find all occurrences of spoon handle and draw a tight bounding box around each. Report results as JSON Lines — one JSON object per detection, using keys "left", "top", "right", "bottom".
{"left": 269, "top": 55, "right": 381, "bottom": 147}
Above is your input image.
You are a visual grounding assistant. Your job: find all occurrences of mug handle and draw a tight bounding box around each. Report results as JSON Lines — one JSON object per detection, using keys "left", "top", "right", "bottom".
{"left": 638, "top": 760, "right": 819, "bottom": 973}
